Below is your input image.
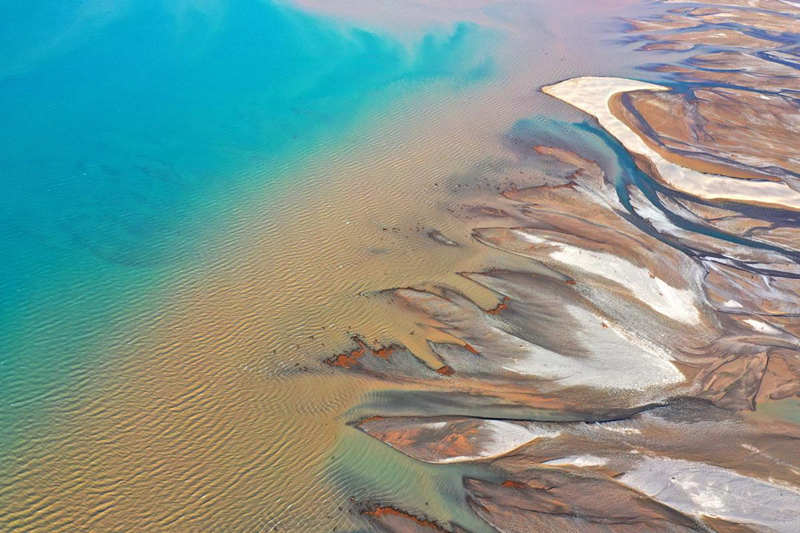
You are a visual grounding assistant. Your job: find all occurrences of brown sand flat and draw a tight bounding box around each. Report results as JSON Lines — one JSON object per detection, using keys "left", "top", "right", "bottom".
{"left": 324, "top": 0, "right": 800, "bottom": 530}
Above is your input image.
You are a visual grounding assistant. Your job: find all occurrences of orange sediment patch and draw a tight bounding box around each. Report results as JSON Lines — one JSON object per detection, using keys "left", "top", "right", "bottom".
{"left": 324, "top": 337, "right": 402, "bottom": 367}
{"left": 501, "top": 480, "right": 528, "bottom": 489}
{"left": 325, "top": 345, "right": 367, "bottom": 368}
{"left": 441, "top": 432, "right": 480, "bottom": 456}
{"left": 363, "top": 506, "right": 449, "bottom": 531}
{"left": 486, "top": 296, "right": 510, "bottom": 315}
{"left": 374, "top": 344, "right": 400, "bottom": 359}
{"left": 358, "top": 416, "right": 386, "bottom": 425}
{"left": 463, "top": 342, "right": 480, "bottom": 355}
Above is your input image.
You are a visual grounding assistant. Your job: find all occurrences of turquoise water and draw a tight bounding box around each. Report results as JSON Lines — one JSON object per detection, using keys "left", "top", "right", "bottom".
{"left": 0, "top": 0, "right": 495, "bottom": 454}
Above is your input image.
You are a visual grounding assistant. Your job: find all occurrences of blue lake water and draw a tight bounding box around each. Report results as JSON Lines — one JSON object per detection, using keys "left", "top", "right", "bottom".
{"left": 0, "top": 0, "right": 494, "bottom": 455}
{"left": 0, "top": 2, "right": 667, "bottom": 530}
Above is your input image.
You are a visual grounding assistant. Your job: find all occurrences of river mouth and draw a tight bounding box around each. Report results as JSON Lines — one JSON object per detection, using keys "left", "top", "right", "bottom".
{"left": 323, "top": 2, "right": 800, "bottom": 532}
{"left": 3, "top": 1, "right": 799, "bottom": 532}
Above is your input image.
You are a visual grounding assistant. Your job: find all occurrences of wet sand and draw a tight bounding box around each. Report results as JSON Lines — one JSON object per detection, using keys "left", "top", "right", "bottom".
{"left": 3, "top": 1, "right": 799, "bottom": 531}
{"left": 0, "top": 3, "right": 665, "bottom": 531}
{"left": 326, "top": 1, "right": 800, "bottom": 532}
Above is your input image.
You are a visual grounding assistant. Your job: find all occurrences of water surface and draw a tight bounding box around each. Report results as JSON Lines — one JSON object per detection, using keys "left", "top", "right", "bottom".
{"left": 1, "top": 1, "right": 660, "bottom": 530}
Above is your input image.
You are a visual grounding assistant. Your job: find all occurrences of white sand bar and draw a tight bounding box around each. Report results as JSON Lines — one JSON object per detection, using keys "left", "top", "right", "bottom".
{"left": 436, "top": 421, "right": 561, "bottom": 464}
{"left": 542, "top": 76, "right": 800, "bottom": 211}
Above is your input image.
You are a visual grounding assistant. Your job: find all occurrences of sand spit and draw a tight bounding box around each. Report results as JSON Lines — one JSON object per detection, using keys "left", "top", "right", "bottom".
{"left": 358, "top": 417, "right": 562, "bottom": 464}
{"left": 327, "top": 1, "right": 800, "bottom": 530}
{"left": 362, "top": 506, "right": 469, "bottom": 533}
{"left": 330, "top": 135, "right": 800, "bottom": 529}
{"left": 542, "top": 76, "right": 800, "bottom": 211}
{"left": 330, "top": 140, "right": 799, "bottom": 405}
{"left": 330, "top": 136, "right": 799, "bottom": 533}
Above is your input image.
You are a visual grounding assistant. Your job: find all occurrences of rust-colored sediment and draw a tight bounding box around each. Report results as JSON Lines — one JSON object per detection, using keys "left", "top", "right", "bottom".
{"left": 326, "top": 346, "right": 367, "bottom": 368}
{"left": 363, "top": 506, "right": 449, "bottom": 531}
{"left": 375, "top": 345, "right": 401, "bottom": 359}
{"left": 436, "top": 365, "right": 455, "bottom": 376}
{"left": 485, "top": 296, "right": 510, "bottom": 315}
{"left": 358, "top": 416, "right": 387, "bottom": 425}
{"left": 462, "top": 343, "right": 480, "bottom": 355}
{"left": 336, "top": 3, "right": 800, "bottom": 532}
{"left": 325, "top": 337, "right": 401, "bottom": 368}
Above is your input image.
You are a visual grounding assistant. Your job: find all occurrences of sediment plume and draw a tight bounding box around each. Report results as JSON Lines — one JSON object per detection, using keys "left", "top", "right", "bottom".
{"left": 329, "top": 1, "right": 800, "bottom": 530}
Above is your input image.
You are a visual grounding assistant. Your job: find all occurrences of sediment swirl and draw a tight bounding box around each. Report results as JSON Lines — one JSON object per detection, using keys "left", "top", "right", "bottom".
{"left": 328, "top": 1, "right": 800, "bottom": 531}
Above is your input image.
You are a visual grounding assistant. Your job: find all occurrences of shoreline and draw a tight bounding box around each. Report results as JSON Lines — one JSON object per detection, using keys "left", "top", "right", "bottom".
{"left": 542, "top": 76, "right": 800, "bottom": 212}
{"left": 5, "top": 1, "right": 800, "bottom": 531}
{"left": 325, "top": 2, "right": 800, "bottom": 531}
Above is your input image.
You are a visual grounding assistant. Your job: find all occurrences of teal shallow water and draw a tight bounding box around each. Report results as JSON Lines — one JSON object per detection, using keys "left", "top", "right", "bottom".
{"left": 0, "top": 1, "right": 670, "bottom": 530}
{"left": 0, "top": 0, "right": 495, "bottom": 456}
